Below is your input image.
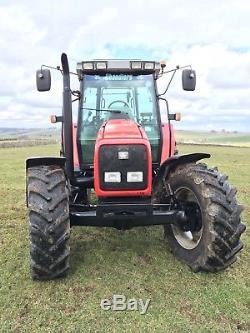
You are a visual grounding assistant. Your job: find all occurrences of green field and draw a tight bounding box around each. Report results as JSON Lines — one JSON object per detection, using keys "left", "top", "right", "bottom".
{"left": 175, "top": 130, "right": 250, "bottom": 147}
{"left": 0, "top": 144, "right": 249, "bottom": 333}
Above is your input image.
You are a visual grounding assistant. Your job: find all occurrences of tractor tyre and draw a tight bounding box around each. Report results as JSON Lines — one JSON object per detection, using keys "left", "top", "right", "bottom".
{"left": 27, "top": 165, "right": 70, "bottom": 280}
{"left": 159, "top": 163, "right": 245, "bottom": 272}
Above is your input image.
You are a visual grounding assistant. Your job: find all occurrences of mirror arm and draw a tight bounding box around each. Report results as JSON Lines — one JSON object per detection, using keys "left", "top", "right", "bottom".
{"left": 41, "top": 64, "right": 62, "bottom": 74}
{"left": 157, "top": 70, "right": 177, "bottom": 97}
{"left": 157, "top": 64, "right": 193, "bottom": 97}
{"left": 71, "top": 90, "right": 81, "bottom": 103}
{"left": 158, "top": 64, "right": 192, "bottom": 77}
{"left": 40, "top": 64, "right": 78, "bottom": 76}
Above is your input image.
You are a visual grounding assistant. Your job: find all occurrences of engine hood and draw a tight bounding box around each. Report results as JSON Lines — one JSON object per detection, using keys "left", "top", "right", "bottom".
{"left": 102, "top": 119, "right": 145, "bottom": 140}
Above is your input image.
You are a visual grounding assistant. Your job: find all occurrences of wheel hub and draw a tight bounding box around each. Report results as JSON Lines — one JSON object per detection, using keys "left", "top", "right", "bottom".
{"left": 171, "top": 187, "right": 203, "bottom": 250}
{"left": 178, "top": 201, "right": 202, "bottom": 232}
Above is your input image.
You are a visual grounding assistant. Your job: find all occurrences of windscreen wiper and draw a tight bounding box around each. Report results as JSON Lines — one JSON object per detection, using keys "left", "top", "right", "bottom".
{"left": 81, "top": 107, "right": 121, "bottom": 113}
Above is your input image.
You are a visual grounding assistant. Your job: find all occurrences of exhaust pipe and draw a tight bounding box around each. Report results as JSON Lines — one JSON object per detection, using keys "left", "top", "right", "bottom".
{"left": 61, "top": 53, "right": 74, "bottom": 181}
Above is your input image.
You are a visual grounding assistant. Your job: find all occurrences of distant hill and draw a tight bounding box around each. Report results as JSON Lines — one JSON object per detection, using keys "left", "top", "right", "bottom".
{"left": 0, "top": 128, "right": 250, "bottom": 148}
{"left": 175, "top": 130, "right": 250, "bottom": 147}
{"left": 0, "top": 127, "right": 60, "bottom": 140}
{"left": 0, "top": 128, "right": 60, "bottom": 148}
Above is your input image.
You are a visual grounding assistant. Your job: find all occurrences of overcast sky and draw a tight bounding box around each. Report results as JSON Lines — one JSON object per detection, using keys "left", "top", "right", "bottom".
{"left": 0, "top": 0, "right": 250, "bottom": 131}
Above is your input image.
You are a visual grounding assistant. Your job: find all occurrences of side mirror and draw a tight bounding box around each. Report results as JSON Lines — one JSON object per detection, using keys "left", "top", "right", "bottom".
{"left": 182, "top": 69, "right": 196, "bottom": 91}
{"left": 36, "top": 69, "right": 51, "bottom": 91}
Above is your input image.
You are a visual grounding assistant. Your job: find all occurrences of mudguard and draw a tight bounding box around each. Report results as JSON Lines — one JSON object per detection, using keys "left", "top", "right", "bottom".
{"left": 26, "top": 156, "right": 66, "bottom": 169}
{"left": 25, "top": 157, "right": 66, "bottom": 207}
{"left": 153, "top": 153, "right": 210, "bottom": 189}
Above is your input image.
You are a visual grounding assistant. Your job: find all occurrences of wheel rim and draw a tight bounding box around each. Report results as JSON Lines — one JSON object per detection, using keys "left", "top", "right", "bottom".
{"left": 171, "top": 186, "right": 203, "bottom": 250}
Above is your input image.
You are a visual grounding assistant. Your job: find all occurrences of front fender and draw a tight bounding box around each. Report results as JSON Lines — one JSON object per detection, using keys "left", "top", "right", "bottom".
{"left": 153, "top": 153, "right": 210, "bottom": 189}
{"left": 25, "top": 156, "right": 66, "bottom": 207}
{"left": 26, "top": 156, "right": 66, "bottom": 169}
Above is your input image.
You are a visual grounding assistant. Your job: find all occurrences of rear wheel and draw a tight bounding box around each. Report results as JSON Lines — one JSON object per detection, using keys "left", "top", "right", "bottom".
{"left": 156, "top": 163, "right": 245, "bottom": 272}
{"left": 27, "top": 165, "right": 70, "bottom": 280}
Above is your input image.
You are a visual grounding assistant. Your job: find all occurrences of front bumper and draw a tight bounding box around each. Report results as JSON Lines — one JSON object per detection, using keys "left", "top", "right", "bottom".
{"left": 70, "top": 203, "right": 187, "bottom": 230}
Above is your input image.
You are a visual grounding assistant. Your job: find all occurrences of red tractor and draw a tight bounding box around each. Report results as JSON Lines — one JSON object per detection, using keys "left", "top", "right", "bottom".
{"left": 26, "top": 53, "right": 245, "bottom": 280}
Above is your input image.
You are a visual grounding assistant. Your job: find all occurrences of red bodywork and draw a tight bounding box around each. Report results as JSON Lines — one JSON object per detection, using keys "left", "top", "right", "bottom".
{"left": 94, "top": 119, "right": 152, "bottom": 197}
{"left": 160, "top": 123, "right": 176, "bottom": 164}
{"left": 72, "top": 121, "right": 176, "bottom": 196}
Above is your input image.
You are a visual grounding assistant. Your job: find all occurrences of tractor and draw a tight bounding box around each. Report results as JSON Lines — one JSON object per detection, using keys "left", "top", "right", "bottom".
{"left": 26, "top": 53, "right": 245, "bottom": 280}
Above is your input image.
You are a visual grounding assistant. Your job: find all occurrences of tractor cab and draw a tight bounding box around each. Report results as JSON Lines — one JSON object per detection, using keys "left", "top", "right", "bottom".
{"left": 76, "top": 60, "right": 162, "bottom": 169}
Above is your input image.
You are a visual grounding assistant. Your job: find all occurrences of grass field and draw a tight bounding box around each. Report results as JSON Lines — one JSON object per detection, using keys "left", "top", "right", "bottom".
{"left": 0, "top": 144, "right": 249, "bottom": 333}
{"left": 175, "top": 131, "right": 250, "bottom": 147}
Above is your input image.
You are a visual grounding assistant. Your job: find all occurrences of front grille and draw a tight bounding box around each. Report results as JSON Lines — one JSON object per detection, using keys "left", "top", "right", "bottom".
{"left": 99, "top": 144, "right": 148, "bottom": 190}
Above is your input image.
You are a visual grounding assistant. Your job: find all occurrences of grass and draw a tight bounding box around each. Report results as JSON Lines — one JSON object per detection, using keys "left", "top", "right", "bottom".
{"left": 0, "top": 144, "right": 249, "bottom": 333}
{"left": 175, "top": 130, "right": 250, "bottom": 147}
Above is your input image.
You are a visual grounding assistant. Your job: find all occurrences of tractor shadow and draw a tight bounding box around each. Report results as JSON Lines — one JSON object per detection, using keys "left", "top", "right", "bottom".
{"left": 68, "top": 226, "right": 172, "bottom": 277}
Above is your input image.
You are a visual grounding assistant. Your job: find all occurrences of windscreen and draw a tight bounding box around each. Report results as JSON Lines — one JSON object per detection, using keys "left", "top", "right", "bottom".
{"left": 78, "top": 74, "right": 161, "bottom": 166}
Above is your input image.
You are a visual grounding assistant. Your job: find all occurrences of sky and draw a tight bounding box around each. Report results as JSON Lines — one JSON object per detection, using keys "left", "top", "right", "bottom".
{"left": 0, "top": 0, "right": 250, "bottom": 131}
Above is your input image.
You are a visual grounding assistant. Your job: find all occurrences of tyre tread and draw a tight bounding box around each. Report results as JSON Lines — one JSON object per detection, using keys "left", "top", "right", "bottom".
{"left": 160, "top": 162, "right": 245, "bottom": 272}
{"left": 27, "top": 165, "right": 70, "bottom": 280}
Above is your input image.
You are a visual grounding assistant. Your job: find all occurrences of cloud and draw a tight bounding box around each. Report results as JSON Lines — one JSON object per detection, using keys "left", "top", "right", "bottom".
{"left": 0, "top": 0, "right": 249, "bottom": 130}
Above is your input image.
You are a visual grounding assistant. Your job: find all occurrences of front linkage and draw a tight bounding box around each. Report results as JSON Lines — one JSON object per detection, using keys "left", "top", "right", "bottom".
{"left": 69, "top": 201, "right": 188, "bottom": 230}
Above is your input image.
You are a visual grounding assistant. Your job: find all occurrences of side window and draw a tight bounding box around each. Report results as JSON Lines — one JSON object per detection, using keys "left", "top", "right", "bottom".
{"left": 137, "top": 86, "right": 157, "bottom": 125}
{"left": 82, "top": 87, "right": 97, "bottom": 123}
{"left": 158, "top": 99, "right": 168, "bottom": 123}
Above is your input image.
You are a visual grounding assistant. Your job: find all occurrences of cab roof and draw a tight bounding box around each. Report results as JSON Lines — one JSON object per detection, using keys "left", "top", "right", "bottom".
{"left": 76, "top": 59, "right": 161, "bottom": 79}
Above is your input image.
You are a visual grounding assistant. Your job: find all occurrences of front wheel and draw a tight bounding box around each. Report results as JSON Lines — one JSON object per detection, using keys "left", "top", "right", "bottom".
{"left": 27, "top": 165, "right": 70, "bottom": 280}
{"left": 162, "top": 163, "right": 245, "bottom": 272}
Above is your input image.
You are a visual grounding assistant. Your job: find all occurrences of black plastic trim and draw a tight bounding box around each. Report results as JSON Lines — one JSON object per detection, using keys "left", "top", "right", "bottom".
{"left": 153, "top": 153, "right": 210, "bottom": 189}
{"left": 26, "top": 157, "right": 66, "bottom": 169}
{"left": 99, "top": 144, "right": 148, "bottom": 190}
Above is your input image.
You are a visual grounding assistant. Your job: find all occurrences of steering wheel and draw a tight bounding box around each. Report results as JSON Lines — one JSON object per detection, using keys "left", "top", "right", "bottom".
{"left": 108, "top": 100, "right": 130, "bottom": 108}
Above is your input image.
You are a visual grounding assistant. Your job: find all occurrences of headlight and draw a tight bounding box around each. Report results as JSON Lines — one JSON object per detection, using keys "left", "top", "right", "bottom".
{"left": 144, "top": 62, "right": 155, "bottom": 70}
{"left": 131, "top": 61, "right": 142, "bottom": 69}
{"left": 127, "top": 172, "right": 143, "bottom": 182}
{"left": 104, "top": 172, "right": 121, "bottom": 183}
{"left": 96, "top": 62, "right": 107, "bottom": 69}
{"left": 83, "top": 62, "right": 94, "bottom": 70}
